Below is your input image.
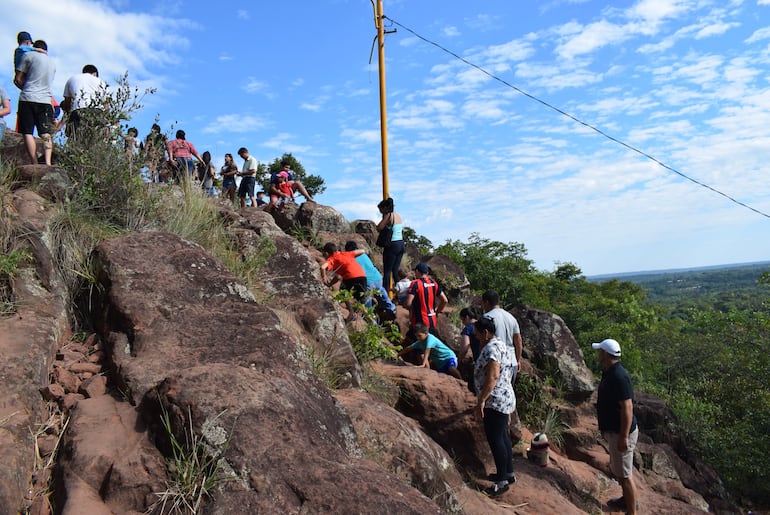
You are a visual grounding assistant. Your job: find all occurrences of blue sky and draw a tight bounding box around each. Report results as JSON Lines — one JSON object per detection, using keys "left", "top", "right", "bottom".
{"left": 3, "top": 0, "right": 770, "bottom": 275}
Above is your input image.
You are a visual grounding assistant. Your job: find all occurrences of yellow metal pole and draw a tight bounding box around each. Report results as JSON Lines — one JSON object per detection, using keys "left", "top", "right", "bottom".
{"left": 374, "top": 0, "right": 390, "bottom": 200}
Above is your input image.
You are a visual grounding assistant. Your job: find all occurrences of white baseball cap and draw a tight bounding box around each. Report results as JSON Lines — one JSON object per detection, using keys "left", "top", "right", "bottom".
{"left": 591, "top": 338, "right": 621, "bottom": 357}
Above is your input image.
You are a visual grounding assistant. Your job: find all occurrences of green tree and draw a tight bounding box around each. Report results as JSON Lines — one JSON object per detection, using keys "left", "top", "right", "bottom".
{"left": 402, "top": 227, "right": 433, "bottom": 255}
{"left": 259, "top": 153, "right": 326, "bottom": 198}
{"left": 640, "top": 307, "right": 770, "bottom": 503}
{"left": 434, "top": 233, "right": 534, "bottom": 306}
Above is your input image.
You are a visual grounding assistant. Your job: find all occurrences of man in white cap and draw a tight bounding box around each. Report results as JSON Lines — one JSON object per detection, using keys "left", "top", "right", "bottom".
{"left": 592, "top": 338, "right": 639, "bottom": 514}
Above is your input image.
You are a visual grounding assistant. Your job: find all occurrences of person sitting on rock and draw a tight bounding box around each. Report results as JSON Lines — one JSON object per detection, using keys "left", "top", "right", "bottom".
{"left": 320, "top": 242, "right": 367, "bottom": 303}
{"left": 269, "top": 169, "right": 313, "bottom": 209}
{"left": 397, "top": 323, "right": 462, "bottom": 379}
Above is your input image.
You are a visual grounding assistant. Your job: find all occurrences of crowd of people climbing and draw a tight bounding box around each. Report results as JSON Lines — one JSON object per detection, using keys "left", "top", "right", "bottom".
{"left": 5, "top": 29, "right": 637, "bottom": 510}
{"left": 3, "top": 30, "right": 316, "bottom": 211}
{"left": 323, "top": 195, "right": 637, "bottom": 509}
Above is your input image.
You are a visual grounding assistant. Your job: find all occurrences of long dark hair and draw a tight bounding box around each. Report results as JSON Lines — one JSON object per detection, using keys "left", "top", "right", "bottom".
{"left": 378, "top": 197, "right": 394, "bottom": 213}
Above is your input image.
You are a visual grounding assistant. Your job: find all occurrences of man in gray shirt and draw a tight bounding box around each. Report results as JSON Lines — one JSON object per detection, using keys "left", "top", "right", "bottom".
{"left": 14, "top": 40, "right": 55, "bottom": 165}
{"left": 481, "top": 290, "right": 523, "bottom": 381}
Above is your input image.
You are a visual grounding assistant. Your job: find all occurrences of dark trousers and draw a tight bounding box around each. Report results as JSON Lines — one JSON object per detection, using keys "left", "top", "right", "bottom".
{"left": 483, "top": 408, "right": 514, "bottom": 479}
{"left": 382, "top": 240, "right": 405, "bottom": 291}
{"left": 342, "top": 276, "right": 368, "bottom": 303}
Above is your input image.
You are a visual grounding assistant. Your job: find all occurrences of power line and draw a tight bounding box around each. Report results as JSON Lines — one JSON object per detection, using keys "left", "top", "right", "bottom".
{"left": 383, "top": 16, "right": 770, "bottom": 219}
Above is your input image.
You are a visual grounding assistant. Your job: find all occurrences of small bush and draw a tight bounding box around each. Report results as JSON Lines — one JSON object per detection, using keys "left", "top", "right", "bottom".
{"left": 149, "top": 404, "right": 236, "bottom": 514}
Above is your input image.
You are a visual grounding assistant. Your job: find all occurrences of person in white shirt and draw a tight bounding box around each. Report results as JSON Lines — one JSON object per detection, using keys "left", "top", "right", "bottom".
{"left": 61, "top": 64, "right": 106, "bottom": 142}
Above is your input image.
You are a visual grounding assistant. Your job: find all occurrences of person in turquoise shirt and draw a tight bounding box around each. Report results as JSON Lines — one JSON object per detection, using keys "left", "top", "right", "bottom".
{"left": 344, "top": 241, "right": 396, "bottom": 315}
{"left": 398, "top": 324, "right": 462, "bottom": 379}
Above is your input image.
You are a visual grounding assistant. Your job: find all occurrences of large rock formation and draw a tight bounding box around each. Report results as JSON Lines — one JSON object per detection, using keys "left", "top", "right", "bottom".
{"left": 513, "top": 304, "right": 595, "bottom": 401}
{"left": 0, "top": 154, "right": 743, "bottom": 513}
{"left": 60, "top": 230, "right": 440, "bottom": 513}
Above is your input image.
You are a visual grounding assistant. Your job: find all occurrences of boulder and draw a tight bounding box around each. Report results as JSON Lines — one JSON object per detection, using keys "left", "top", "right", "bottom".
{"left": 0, "top": 130, "right": 34, "bottom": 166}
{"left": 235, "top": 208, "right": 362, "bottom": 388}
{"left": 297, "top": 201, "right": 351, "bottom": 233}
{"left": 84, "top": 231, "right": 440, "bottom": 512}
{"left": 16, "top": 165, "right": 73, "bottom": 202}
{"left": 266, "top": 201, "right": 300, "bottom": 232}
{"left": 139, "top": 365, "right": 440, "bottom": 513}
{"left": 375, "top": 362, "right": 491, "bottom": 475}
{"left": 335, "top": 388, "right": 496, "bottom": 514}
{"left": 351, "top": 219, "right": 377, "bottom": 248}
{"left": 512, "top": 305, "right": 595, "bottom": 401}
{"left": 422, "top": 255, "right": 470, "bottom": 300}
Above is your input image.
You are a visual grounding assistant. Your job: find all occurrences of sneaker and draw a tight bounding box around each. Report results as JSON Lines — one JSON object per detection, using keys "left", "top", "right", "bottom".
{"left": 486, "top": 473, "right": 516, "bottom": 483}
{"left": 607, "top": 496, "right": 626, "bottom": 510}
{"left": 482, "top": 482, "right": 509, "bottom": 497}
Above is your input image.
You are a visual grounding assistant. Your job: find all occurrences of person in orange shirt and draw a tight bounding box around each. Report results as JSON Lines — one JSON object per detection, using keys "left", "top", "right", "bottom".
{"left": 320, "top": 242, "right": 367, "bottom": 302}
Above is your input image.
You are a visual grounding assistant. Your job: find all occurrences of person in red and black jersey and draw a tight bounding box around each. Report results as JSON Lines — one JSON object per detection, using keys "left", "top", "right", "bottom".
{"left": 404, "top": 262, "right": 448, "bottom": 339}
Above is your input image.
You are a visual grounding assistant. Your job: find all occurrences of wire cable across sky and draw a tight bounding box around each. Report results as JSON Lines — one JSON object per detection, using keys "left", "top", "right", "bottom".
{"left": 384, "top": 16, "right": 770, "bottom": 219}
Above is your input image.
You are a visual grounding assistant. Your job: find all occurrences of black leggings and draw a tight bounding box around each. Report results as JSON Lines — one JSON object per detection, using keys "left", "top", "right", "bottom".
{"left": 382, "top": 240, "right": 405, "bottom": 291}
{"left": 342, "top": 277, "right": 368, "bottom": 302}
{"left": 483, "top": 408, "right": 514, "bottom": 479}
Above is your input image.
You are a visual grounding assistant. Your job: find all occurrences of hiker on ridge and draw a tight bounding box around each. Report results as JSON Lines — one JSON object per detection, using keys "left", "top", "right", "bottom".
{"left": 14, "top": 39, "right": 55, "bottom": 165}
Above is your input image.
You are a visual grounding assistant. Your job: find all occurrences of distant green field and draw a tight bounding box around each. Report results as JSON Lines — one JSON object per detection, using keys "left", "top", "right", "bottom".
{"left": 591, "top": 261, "right": 770, "bottom": 311}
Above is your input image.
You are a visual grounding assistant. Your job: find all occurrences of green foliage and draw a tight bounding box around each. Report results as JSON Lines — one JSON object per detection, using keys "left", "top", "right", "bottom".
{"left": 402, "top": 226, "right": 433, "bottom": 255}
{"left": 612, "top": 263, "right": 770, "bottom": 313}
{"left": 0, "top": 249, "right": 29, "bottom": 278}
{"left": 288, "top": 222, "right": 321, "bottom": 248}
{"left": 0, "top": 249, "right": 29, "bottom": 315}
{"left": 58, "top": 73, "right": 158, "bottom": 231}
{"left": 150, "top": 404, "right": 236, "bottom": 514}
{"left": 639, "top": 307, "right": 770, "bottom": 503}
{"left": 434, "top": 233, "right": 534, "bottom": 306}
{"left": 258, "top": 153, "right": 326, "bottom": 198}
{"left": 306, "top": 344, "right": 347, "bottom": 390}
{"left": 514, "top": 371, "right": 569, "bottom": 449}
{"left": 331, "top": 288, "right": 401, "bottom": 363}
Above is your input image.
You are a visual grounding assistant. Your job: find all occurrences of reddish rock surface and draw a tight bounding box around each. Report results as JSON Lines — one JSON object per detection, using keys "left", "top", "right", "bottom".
{"left": 0, "top": 176, "right": 745, "bottom": 514}
{"left": 84, "top": 231, "right": 439, "bottom": 513}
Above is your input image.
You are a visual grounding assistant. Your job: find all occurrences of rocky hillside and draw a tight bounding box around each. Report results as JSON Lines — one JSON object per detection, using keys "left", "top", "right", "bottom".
{"left": 0, "top": 132, "right": 741, "bottom": 514}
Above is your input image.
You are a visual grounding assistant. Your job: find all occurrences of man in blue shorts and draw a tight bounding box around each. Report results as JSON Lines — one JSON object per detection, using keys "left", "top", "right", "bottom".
{"left": 237, "top": 147, "right": 258, "bottom": 208}
{"left": 398, "top": 323, "right": 462, "bottom": 379}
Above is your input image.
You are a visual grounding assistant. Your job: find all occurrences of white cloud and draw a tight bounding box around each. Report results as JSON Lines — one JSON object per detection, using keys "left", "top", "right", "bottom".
{"left": 745, "top": 26, "right": 770, "bottom": 43}
{"left": 243, "top": 78, "right": 268, "bottom": 94}
{"left": 442, "top": 26, "right": 460, "bottom": 37}
{"left": 340, "top": 128, "right": 381, "bottom": 145}
{"left": 0, "top": 0, "right": 191, "bottom": 93}
{"left": 237, "top": 10, "right": 249, "bottom": 20}
{"left": 555, "top": 19, "right": 630, "bottom": 59}
{"left": 201, "top": 114, "right": 267, "bottom": 134}
{"left": 695, "top": 22, "right": 738, "bottom": 39}
{"left": 261, "top": 132, "right": 312, "bottom": 153}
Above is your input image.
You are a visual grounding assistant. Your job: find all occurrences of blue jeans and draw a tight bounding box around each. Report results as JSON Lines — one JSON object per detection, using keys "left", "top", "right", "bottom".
{"left": 0, "top": 120, "right": 6, "bottom": 142}
{"left": 365, "top": 280, "right": 396, "bottom": 312}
